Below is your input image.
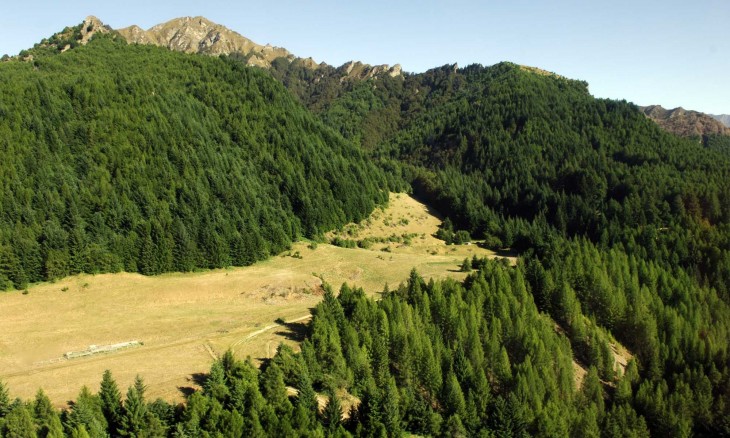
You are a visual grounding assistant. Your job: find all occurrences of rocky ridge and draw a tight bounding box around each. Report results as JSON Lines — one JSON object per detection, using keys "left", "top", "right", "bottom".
{"left": 116, "top": 16, "right": 292, "bottom": 68}
{"left": 5, "top": 15, "right": 403, "bottom": 80}
{"left": 639, "top": 105, "right": 730, "bottom": 139}
{"left": 92, "top": 15, "right": 401, "bottom": 77}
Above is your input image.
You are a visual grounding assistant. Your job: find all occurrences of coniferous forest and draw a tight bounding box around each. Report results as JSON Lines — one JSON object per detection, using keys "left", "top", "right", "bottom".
{"left": 0, "top": 35, "right": 387, "bottom": 289}
{"left": 1, "top": 27, "right": 730, "bottom": 437}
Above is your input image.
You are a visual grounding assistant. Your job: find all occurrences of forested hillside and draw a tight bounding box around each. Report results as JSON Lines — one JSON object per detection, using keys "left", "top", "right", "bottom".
{"left": 269, "top": 60, "right": 730, "bottom": 435}
{"left": 1, "top": 21, "right": 730, "bottom": 437}
{"left": 0, "top": 35, "right": 388, "bottom": 289}
{"left": 3, "top": 260, "right": 727, "bottom": 436}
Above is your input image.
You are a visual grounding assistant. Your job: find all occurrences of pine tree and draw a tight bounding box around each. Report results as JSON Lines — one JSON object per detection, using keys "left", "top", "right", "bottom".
{"left": 581, "top": 366, "right": 605, "bottom": 414}
{"left": 322, "top": 389, "right": 342, "bottom": 433}
{"left": 460, "top": 257, "right": 471, "bottom": 272}
{"left": 382, "top": 377, "right": 402, "bottom": 437}
{"left": 45, "top": 414, "right": 65, "bottom": 438}
{"left": 444, "top": 414, "right": 468, "bottom": 438}
{"left": 495, "top": 346, "right": 513, "bottom": 385}
{"left": 204, "top": 360, "right": 230, "bottom": 403}
{"left": 98, "top": 369, "right": 122, "bottom": 433}
{"left": 571, "top": 404, "right": 600, "bottom": 438}
{"left": 259, "top": 362, "right": 292, "bottom": 419}
{"left": 33, "top": 389, "right": 60, "bottom": 438}
{"left": 0, "top": 379, "right": 10, "bottom": 418}
{"left": 119, "top": 375, "right": 147, "bottom": 436}
{"left": 70, "top": 425, "right": 91, "bottom": 438}
{"left": 65, "top": 386, "right": 107, "bottom": 437}
{"left": 1, "top": 404, "right": 35, "bottom": 438}
{"left": 295, "top": 369, "right": 318, "bottom": 422}
{"left": 443, "top": 370, "right": 466, "bottom": 419}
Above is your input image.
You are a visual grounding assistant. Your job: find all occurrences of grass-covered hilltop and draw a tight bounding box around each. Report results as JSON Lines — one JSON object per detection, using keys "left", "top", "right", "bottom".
{"left": 1, "top": 18, "right": 730, "bottom": 437}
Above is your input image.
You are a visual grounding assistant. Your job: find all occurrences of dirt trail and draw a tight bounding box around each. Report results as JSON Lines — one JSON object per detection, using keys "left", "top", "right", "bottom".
{"left": 231, "top": 314, "right": 312, "bottom": 351}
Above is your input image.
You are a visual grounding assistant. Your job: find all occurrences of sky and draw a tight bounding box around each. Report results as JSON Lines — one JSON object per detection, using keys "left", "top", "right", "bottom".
{"left": 1, "top": 0, "right": 728, "bottom": 114}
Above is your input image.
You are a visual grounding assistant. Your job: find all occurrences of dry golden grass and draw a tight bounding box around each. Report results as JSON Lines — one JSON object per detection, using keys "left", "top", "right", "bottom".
{"left": 0, "top": 193, "right": 506, "bottom": 407}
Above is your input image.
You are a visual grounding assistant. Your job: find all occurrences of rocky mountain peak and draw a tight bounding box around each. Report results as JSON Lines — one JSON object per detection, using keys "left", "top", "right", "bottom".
{"left": 79, "top": 16, "right": 111, "bottom": 45}
{"left": 112, "top": 16, "right": 404, "bottom": 77}
{"left": 14, "top": 15, "right": 405, "bottom": 79}
{"left": 116, "top": 16, "right": 292, "bottom": 68}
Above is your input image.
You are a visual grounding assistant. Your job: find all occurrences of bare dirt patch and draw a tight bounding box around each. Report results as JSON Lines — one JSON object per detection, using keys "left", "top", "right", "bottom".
{"left": 0, "top": 193, "right": 504, "bottom": 407}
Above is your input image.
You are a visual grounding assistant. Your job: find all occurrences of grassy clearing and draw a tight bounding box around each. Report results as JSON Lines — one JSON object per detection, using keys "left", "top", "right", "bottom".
{"left": 0, "top": 193, "right": 507, "bottom": 407}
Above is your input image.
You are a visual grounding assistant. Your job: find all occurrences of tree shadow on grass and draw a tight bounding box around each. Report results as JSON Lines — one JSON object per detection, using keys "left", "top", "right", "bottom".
{"left": 178, "top": 372, "right": 209, "bottom": 399}
{"left": 177, "top": 386, "right": 196, "bottom": 398}
{"left": 256, "top": 357, "right": 273, "bottom": 368}
{"left": 274, "top": 320, "right": 309, "bottom": 342}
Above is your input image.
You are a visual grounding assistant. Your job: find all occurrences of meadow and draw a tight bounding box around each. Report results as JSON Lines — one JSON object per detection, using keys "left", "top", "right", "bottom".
{"left": 0, "top": 194, "right": 504, "bottom": 406}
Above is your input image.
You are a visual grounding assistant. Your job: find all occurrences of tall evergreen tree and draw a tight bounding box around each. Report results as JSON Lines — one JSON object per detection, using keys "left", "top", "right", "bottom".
{"left": 0, "top": 379, "right": 10, "bottom": 418}
{"left": 65, "top": 386, "right": 107, "bottom": 438}
{"left": 1, "top": 404, "right": 36, "bottom": 438}
{"left": 33, "top": 389, "right": 61, "bottom": 438}
{"left": 322, "top": 389, "right": 342, "bottom": 434}
{"left": 118, "top": 376, "right": 147, "bottom": 436}
{"left": 98, "top": 370, "right": 122, "bottom": 434}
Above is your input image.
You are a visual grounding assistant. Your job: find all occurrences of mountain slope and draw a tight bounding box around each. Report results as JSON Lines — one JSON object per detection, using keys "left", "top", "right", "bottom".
{"left": 2, "top": 17, "right": 730, "bottom": 437}
{"left": 0, "top": 35, "right": 387, "bottom": 288}
{"left": 372, "top": 62, "right": 730, "bottom": 435}
{"left": 376, "top": 65, "right": 730, "bottom": 243}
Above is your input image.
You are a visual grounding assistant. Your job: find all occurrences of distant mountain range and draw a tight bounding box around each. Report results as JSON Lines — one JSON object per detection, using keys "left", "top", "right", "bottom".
{"left": 639, "top": 105, "right": 730, "bottom": 139}
{"left": 711, "top": 114, "right": 730, "bottom": 127}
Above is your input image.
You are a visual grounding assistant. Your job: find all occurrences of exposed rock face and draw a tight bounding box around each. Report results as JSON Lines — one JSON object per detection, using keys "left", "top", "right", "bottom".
{"left": 116, "top": 16, "right": 292, "bottom": 68}
{"left": 337, "top": 61, "right": 403, "bottom": 81}
{"left": 116, "top": 25, "right": 150, "bottom": 44}
{"left": 389, "top": 64, "right": 402, "bottom": 77}
{"left": 27, "top": 15, "right": 405, "bottom": 79}
{"left": 113, "top": 16, "right": 402, "bottom": 77}
{"left": 80, "top": 16, "right": 112, "bottom": 44}
{"left": 710, "top": 114, "right": 730, "bottom": 128}
{"left": 639, "top": 105, "right": 730, "bottom": 138}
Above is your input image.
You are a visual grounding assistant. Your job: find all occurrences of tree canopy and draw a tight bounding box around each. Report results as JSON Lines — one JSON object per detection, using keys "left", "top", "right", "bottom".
{"left": 0, "top": 35, "right": 388, "bottom": 288}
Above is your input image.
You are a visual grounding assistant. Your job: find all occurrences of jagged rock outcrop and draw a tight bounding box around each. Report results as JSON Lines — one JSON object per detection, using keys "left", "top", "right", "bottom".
{"left": 113, "top": 16, "right": 402, "bottom": 77}
{"left": 116, "top": 16, "right": 292, "bottom": 68}
{"left": 639, "top": 105, "right": 730, "bottom": 138}
{"left": 10, "top": 15, "right": 112, "bottom": 58}
{"left": 79, "top": 16, "right": 112, "bottom": 44}
{"left": 337, "top": 61, "right": 403, "bottom": 81}
{"left": 15, "top": 15, "right": 404, "bottom": 79}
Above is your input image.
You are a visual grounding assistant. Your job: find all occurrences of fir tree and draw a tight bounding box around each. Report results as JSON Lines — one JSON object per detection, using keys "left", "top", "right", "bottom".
{"left": 0, "top": 379, "right": 10, "bottom": 418}
{"left": 322, "top": 388, "right": 342, "bottom": 433}
{"left": 119, "top": 376, "right": 147, "bottom": 436}
{"left": 98, "top": 370, "right": 122, "bottom": 434}
{"left": 1, "top": 404, "right": 35, "bottom": 438}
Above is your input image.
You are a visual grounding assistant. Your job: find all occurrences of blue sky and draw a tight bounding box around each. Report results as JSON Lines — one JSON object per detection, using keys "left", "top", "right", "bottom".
{"left": 2, "top": 0, "right": 728, "bottom": 114}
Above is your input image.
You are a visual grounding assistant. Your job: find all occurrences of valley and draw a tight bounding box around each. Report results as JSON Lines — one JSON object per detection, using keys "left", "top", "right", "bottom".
{"left": 0, "top": 193, "right": 502, "bottom": 407}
